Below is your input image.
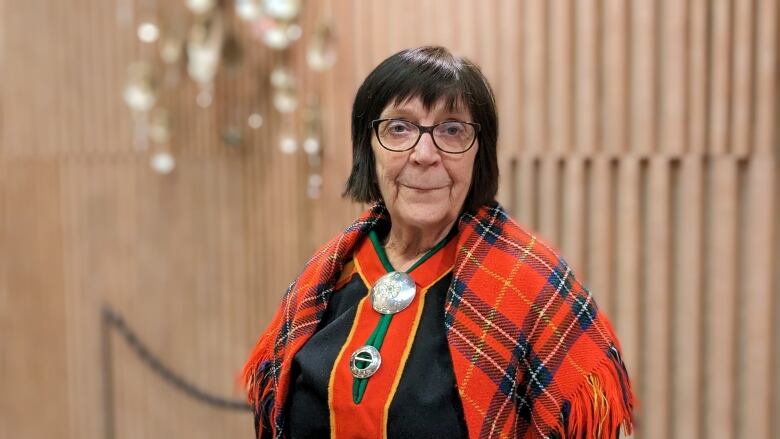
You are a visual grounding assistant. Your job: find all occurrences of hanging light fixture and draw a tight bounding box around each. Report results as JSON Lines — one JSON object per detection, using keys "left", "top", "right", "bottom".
{"left": 186, "top": 11, "right": 224, "bottom": 108}
{"left": 121, "top": 0, "right": 338, "bottom": 193}
{"left": 123, "top": 62, "right": 159, "bottom": 150}
{"left": 137, "top": 21, "right": 160, "bottom": 43}
{"left": 148, "top": 108, "right": 176, "bottom": 174}
{"left": 186, "top": 0, "right": 216, "bottom": 15}
{"left": 235, "top": 0, "right": 263, "bottom": 21}
{"left": 307, "top": 20, "right": 337, "bottom": 71}
{"left": 270, "top": 66, "right": 297, "bottom": 113}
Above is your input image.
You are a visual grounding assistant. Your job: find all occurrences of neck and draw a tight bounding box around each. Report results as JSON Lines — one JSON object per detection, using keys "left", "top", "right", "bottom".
{"left": 383, "top": 218, "right": 457, "bottom": 272}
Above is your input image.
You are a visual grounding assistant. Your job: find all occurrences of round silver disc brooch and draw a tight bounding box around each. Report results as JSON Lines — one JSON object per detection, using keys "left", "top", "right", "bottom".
{"left": 369, "top": 271, "right": 417, "bottom": 315}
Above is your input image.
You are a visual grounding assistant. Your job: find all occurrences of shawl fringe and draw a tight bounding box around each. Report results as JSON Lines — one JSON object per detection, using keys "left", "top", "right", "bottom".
{"left": 551, "top": 332, "right": 635, "bottom": 439}
{"left": 561, "top": 355, "right": 634, "bottom": 438}
{"left": 242, "top": 331, "right": 277, "bottom": 437}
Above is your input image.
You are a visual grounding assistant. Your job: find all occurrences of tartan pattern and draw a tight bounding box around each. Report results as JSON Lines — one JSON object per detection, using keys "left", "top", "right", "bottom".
{"left": 243, "top": 202, "right": 634, "bottom": 438}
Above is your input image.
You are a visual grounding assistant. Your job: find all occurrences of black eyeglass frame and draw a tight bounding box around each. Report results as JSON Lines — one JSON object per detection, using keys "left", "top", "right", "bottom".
{"left": 370, "top": 118, "right": 481, "bottom": 154}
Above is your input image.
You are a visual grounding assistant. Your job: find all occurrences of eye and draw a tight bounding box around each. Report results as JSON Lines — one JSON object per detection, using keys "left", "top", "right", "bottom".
{"left": 436, "top": 121, "right": 467, "bottom": 137}
{"left": 383, "top": 120, "right": 414, "bottom": 136}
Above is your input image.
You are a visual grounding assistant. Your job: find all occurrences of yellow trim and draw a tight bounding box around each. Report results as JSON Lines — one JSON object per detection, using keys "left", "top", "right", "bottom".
{"left": 334, "top": 259, "right": 357, "bottom": 289}
{"left": 352, "top": 255, "right": 373, "bottom": 288}
{"left": 328, "top": 292, "right": 370, "bottom": 439}
{"left": 381, "top": 267, "right": 453, "bottom": 438}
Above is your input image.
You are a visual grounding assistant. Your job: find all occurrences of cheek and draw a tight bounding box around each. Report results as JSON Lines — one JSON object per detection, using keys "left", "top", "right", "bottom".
{"left": 453, "top": 153, "right": 477, "bottom": 190}
{"left": 372, "top": 147, "right": 403, "bottom": 196}
{"left": 461, "top": 163, "right": 475, "bottom": 187}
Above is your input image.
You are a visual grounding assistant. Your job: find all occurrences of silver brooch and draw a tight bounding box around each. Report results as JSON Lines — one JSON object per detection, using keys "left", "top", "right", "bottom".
{"left": 370, "top": 271, "right": 417, "bottom": 315}
{"left": 350, "top": 345, "right": 382, "bottom": 378}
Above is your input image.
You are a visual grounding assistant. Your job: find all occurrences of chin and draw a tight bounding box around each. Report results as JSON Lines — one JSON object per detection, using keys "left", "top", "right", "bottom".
{"left": 393, "top": 197, "right": 461, "bottom": 230}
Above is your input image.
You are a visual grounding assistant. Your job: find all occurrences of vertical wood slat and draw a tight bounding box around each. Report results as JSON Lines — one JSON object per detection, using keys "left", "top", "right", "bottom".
{"left": 3, "top": 162, "right": 69, "bottom": 437}
{"left": 496, "top": 0, "right": 522, "bottom": 205}
{"left": 4, "top": 2, "right": 45, "bottom": 156}
{"left": 642, "top": 157, "right": 671, "bottom": 439}
{"left": 630, "top": 0, "right": 657, "bottom": 155}
{"left": 128, "top": 162, "right": 154, "bottom": 438}
{"left": 730, "top": 0, "right": 755, "bottom": 157}
{"left": 549, "top": 0, "right": 572, "bottom": 154}
{"left": 705, "top": 157, "right": 738, "bottom": 439}
{"left": 433, "top": 0, "right": 454, "bottom": 47}
{"left": 776, "top": 166, "right": 780, "bottom": 439}
{"left": 687, "top": 0, "right": 709, "bottom": 155}
{"left": 754, "top": 0, "right": 778, "bottom": 155}
{"left": 369, "top": 1, "right": 387, "bottom": 69}
{"left": 737, "top": 157, "right": 773, "bottom": 438}
{"left": 755, "top": 0, "right": 779, "bottom": 428}
{"left": 614, "top": 158, "right": 641, "bottom": 383}
{"left": 561, "top": 158, "right": 585, "bottom": 277}
{"left": 601, "top": 0, "right": 628, "bottom": 155}
{"left": 83, "top": 0, "right": 105, "bottom": 156}
{"left": 523, "top": 0, "right": 547, "bottom": 157}
{"left": 708, "top": 0, "right": 733, "bottom": 155}
{"left": 419, "top": 0, "right": 436, "bottom": 45}
{"left": 672, "top": 156, "right": 703, "bottom": 439}
{"left": 476, "top": 1, "right": 496, "bottom": 122}
{"left": 574, "top": 0, "right": 598, "bottom": 155}
{"left": 458, "top": 0, "right": 477, "bottom": 57}
{"left": 515, "top": 157, "right": 535, "bottom": 230}
{"left": 383, "top": 0, "right": 400, "bottom": 54}
{"left": 60, "top": 161, "right": 88, "bottom": 439}
{"left": 0, "top": 161, "right": 6, "bottom": 439}
{"left": 659, "top": 0, "right": 686, "bottom": 156}
{"left": 587, "top": 157, "right": 614, "bottom": 315}
{"left": 538, "top": 157, "right": 561, "bottom": 245}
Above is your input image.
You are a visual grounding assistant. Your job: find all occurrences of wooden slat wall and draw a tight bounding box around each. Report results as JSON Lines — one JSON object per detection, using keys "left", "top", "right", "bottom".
{"left": 2, "top": 1, "right": 778, "bottom": 438}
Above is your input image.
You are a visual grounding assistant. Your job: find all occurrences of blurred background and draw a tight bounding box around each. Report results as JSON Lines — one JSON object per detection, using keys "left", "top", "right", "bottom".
{"left": 1, "top": 0, "right": 778, "bottom": 438}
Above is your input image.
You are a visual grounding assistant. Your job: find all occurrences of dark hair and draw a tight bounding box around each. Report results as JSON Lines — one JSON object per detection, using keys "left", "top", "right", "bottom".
{"left": 343, "top": 46, "right": 499, "bottom": 214}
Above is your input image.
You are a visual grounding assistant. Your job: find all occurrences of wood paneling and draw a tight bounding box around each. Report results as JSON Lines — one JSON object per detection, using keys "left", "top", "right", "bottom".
{"left": 705, "top": 157, "right": 738, "bottom": 439}
{"left": 672, "top": 156, "right": 704, "bottom": 439}
{"left": 2, "top": 1, "right": 778, "bottom": 438}
{"left": 3, "top": 161, "right": 69, "bottom": 437}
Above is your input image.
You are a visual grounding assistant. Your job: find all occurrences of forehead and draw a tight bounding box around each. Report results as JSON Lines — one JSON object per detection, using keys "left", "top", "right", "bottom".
{"left": 381, "top": 95, "right": 471, "bottom": 118}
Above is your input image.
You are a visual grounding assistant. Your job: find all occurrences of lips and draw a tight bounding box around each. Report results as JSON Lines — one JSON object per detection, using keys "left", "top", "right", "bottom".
{"left": 401, "top": 183, "right": 448, "bottom": 191}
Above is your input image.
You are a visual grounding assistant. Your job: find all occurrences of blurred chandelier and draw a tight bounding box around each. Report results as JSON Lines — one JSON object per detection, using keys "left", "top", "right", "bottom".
{"left": 121, "top": 0, "right": 335, "bottom": 199}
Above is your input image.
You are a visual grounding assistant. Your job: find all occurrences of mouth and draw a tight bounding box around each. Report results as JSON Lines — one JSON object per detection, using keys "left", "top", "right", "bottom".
{"left": 401, "top": 184, "right": 448, "bottom": 191}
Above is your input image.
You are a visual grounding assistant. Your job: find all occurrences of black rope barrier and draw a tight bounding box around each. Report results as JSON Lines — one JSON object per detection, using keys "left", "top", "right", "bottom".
{"left": 100, "top": 306, "right": 251, "bottom": 439}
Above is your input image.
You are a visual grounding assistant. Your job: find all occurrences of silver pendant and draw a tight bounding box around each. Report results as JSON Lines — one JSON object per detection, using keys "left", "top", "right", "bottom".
{"left": 350, "top": 345, "right": 381, "bottom": 378}
{"left": 370, "top": 271, "right": 417, "bottom": 315}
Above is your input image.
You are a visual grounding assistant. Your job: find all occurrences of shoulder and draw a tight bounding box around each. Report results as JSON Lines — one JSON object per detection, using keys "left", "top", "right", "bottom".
{"left": 459, "top": 204, "right": 635, "bottom": 437}
{"left": 292, "top": 203, "right": 390, "bottom": 293}
{"left": 457, "top": 203, "right": 580, "bottom": 302}
{"left": 457, "top": 203, "right": 624, "bottom": 374}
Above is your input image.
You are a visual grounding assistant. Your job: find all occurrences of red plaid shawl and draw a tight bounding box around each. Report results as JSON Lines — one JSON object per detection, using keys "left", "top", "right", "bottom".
{"left": 243, "top": 202, "right": 635, "bottom": 438}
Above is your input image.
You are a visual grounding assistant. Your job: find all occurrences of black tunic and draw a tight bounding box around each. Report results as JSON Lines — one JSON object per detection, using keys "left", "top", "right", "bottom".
{"left": 285, "top": 235, "right": 468, "bottom": 438}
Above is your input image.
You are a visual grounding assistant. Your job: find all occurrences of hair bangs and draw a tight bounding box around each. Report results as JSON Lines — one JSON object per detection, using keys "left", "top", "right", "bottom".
{"left": 384, "top": 53, "right": 469, "bottom": 115}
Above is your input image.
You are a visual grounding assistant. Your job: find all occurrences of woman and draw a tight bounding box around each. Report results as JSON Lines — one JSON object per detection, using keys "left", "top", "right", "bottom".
{"left": 243, "top": 46, "right": 635, "bottom": 439}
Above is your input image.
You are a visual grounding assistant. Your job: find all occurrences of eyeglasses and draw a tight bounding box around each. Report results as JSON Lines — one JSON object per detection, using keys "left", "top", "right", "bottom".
{"left": 371, "top": 118, "right": 480, "bottom": 154}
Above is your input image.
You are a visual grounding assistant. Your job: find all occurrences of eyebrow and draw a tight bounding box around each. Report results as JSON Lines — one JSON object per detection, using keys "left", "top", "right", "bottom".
{"left": 381, "top": 108, "right": 471, "bottom": 121}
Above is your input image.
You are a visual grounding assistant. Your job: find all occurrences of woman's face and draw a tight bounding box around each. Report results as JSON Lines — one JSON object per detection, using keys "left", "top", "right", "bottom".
{"left": 372, "top": 96, "right": 478, "bottom": 232}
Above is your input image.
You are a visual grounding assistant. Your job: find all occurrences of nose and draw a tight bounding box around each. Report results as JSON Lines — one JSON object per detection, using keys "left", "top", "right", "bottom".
{"left": 410, "top": 132, "right": 441, "bottom": 165}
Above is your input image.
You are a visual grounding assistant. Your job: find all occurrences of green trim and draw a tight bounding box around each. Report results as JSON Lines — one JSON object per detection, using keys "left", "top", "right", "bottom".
{"left": 352, "top": 227, "right": 457, "bottom": 404}
{"left": 368, "top": 228, "right": 456, "bottom": 273}
{"left": 368, "top": 230, "right": 394, "bottom": 272}
{"left": 352, "top": 314, "right": 392, "bottom": 403}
